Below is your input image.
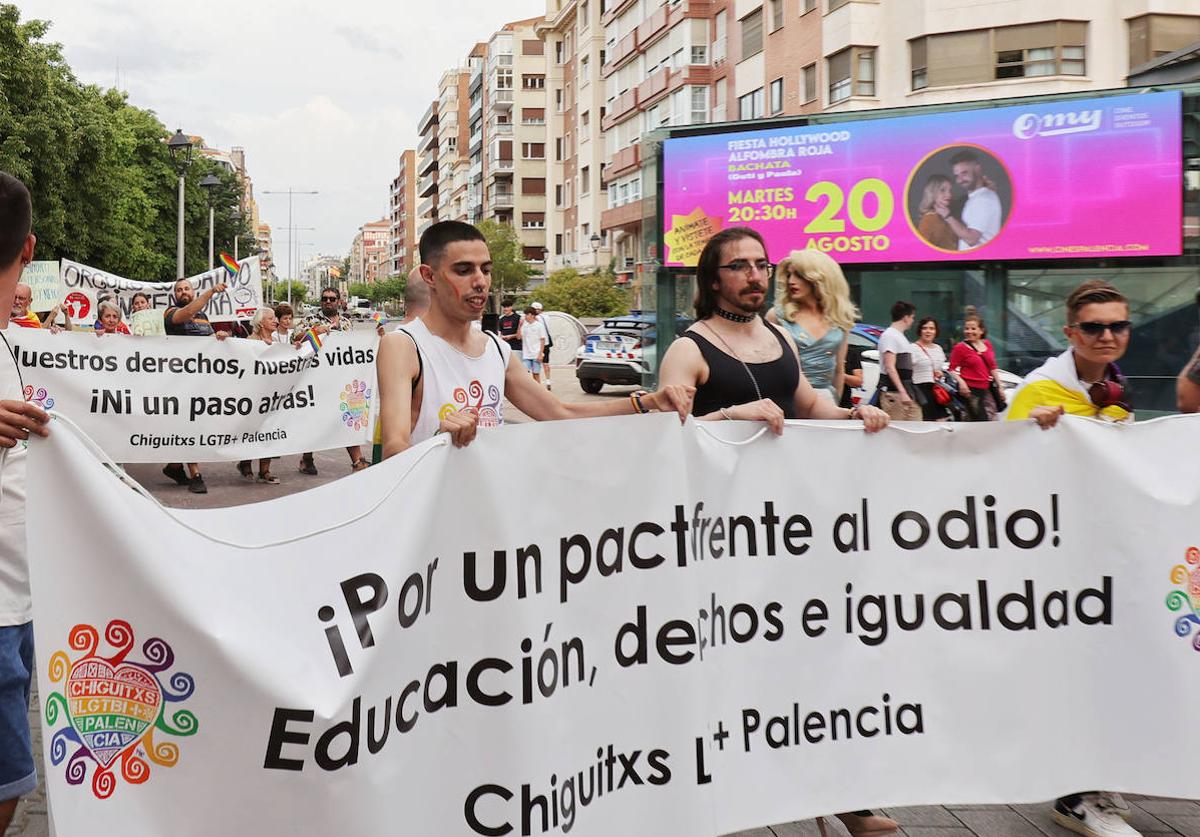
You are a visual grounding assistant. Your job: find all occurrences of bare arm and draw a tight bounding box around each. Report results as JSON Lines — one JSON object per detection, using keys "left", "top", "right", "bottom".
{"left": 831, "top": 334, "right": 848, "bottom": 401}
{"left": 170, "top": 283, "right": 226, "bottom": 325}
{"left": 377, "top": 332, "right": 419, "bottom": 459}
{"left": 507, "top": 352, "right": 693, "bottom": 423}
{"left": 1179, "top": 345, "right": 1200, "bottom": 414}
{"left": 881, "top": 351, "right": 909, "bottom": 400}
{"left": 944, "top": 215, "right": 982, "bottom": 247}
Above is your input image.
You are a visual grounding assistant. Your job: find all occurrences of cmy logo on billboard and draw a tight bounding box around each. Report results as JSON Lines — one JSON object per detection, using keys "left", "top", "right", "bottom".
{"left": 1012, "top": 108, "right": 1102, "bottom": 139}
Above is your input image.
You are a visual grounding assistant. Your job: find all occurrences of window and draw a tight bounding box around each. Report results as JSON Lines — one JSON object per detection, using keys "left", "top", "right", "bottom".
{"left": 769, "top": 0, "right": 784, "bottom": 33}
{"left": 910, "top": 38, "right": 927, "bottom": 90}
{"left": 713, "top": 81, "right": 726, "bottom": 121}
{"left": 522, "top": 74, "right": 546, "bottom": 89}
{"left": 691, "top": 44, "right": 708, "bottom": 64}
{"left": 555, "top": 88, "right": 564, "bottom": 111}
{"left": 580, "top": 166, "right": 590, "bottom": 195}
{"left": 580, "top": 0, "right": 589, "bottom": 30}
{"left": 828, "top": 0, "right": 848, "bottom": 9}
{"left": 522, "top": 212, "right": 546, "bottom": 229}
{"left": 691, "top": 85, "right": 708, "bottom": 123}
{"left": 522, "top": 177, "right": 546, "bottom": 195}
{"left": 741, "top": 9, "right": 763, "bottom": 59}
{"left": 802, "top": 0, "right": 816, "bottom": 12}
{"left": 580, "top": 55, "right": 590, "bottom": 86}
{"left": 555, "top": 233, "right": 563, "bottom": 255}
{"left": 802, "top": 63, "right": 817, "bottom": 102}
{"left": 522, "top": 39, "right": 544, "bottom": 56}
{"left": 555, "top": 41, "right": 564, "bottom": 64}
{"left": 769, "top": 77, "right": 784, "bottom": 114}
{"left": 496, "top": 69, "right": 512, "bottom": 89}
{"left": 1129, "top": 14, "right": 1200, "bottom": 68}
{"left": 521, "top": 107, "right": 545, "bottom": 124}
{"left": 713, "top": 11, "right": 726, "bottom": 62}
{"left": 522, "top": 142, "right": 545, "bottom": 159}
{"left": 555, "top": 137, "right": 563, "bottom": 161}
{"left": 911, "top": 21, "right": 1087, "bottom": 88}
{"left": 738, "top": 87, "right": 764, "bottom": 120}
{"left": 827, "top": 46, "right": 874, "bottom": 103}
{"left": 555, "top": 184, "right": 564, "bottom": 207}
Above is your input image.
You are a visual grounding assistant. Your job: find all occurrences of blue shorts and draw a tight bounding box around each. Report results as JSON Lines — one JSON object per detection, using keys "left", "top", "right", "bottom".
{"left": 522, "top": 358, "right": 542, "bottom": 374}
{"left": 0, "top": 622, "right": 36, "bottom": 802}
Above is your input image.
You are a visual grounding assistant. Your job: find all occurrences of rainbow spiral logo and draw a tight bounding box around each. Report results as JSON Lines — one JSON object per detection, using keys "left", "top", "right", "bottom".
{"left": 44, "top": 620, "right": 198, "bottom": 799}
{"left": 339, "top": 379, "right": 372, "bottom": 431}
{"left": 23, "top": 385, "right": 54, "bottom": 411}
{"left": 1166, "top": 546, "right": 1200, "bottom": 651}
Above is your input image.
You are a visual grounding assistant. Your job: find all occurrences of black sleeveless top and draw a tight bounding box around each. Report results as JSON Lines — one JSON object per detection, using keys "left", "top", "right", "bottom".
{"left": 684, "top": 324, "right": 800, "bottom": 419}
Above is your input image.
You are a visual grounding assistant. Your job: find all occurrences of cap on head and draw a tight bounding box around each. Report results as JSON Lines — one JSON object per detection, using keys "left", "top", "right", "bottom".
{"left": 531, "top": 301, "right": 544, "bottom": 310}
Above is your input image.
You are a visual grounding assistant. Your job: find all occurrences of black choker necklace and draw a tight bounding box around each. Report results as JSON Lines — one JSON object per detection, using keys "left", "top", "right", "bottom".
{"left": 714, "top": 307, "right": 756, "bottom": 324}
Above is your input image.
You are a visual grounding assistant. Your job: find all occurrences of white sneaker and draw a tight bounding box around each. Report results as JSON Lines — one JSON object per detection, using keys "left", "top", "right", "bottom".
{"left": 1095, "top": 793, "right": 1132, "bottom": 820}
{"left": 1053, "top": 796, "right": 1142, "bottom": 837}
{"left": 545, "top": 380, "right": 552, "bottom": 390}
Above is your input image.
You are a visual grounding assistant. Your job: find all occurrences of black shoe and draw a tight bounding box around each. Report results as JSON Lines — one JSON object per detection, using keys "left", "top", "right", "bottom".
{"left": 162, "top": 463, "right": 189, "bottom": 486}
{"left": 299, "top": 456, "right": 318, "bottom": 476}
{"left": 188, "top": 475, "right": 208, "bottom": 494}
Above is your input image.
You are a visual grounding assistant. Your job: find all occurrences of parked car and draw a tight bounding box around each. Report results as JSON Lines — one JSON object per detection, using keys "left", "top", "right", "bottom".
{"left": 574, "top": 312, "right": 690, "bottom": 394}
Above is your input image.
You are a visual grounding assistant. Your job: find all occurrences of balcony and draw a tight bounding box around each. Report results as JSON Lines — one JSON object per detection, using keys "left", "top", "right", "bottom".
{"left": 488, "top": 153, "right": 514, "bottom": 174}
{"left": 638, "top": 66, "right": 670, "bottom": 107}
{"left": 420, "top": 128, "right": 439, "bottom": 153}
{"left": 601, "top": 88, "right": 639, "bottom": 130}
{"left": 418, "top": 173, "right": 438, "bottom": 198}
{"left": 601, "top": 198, "right": 644, "bottom": 231}
{"left": 486, "top": 52, "right": 513, "bottom": 74}
{"left": 488, "top": 120, "right": 513, "bottom": 137}
{"left": 417, "top": 152, "right": 438, "bottom": 177}
{"left": 601, "top": 0, "right": 637, "bottom": 27}
{"left": 604, "top": 144, "right": 641, "bottom": 183}
{"left": 637, "top": 6, "right": 668, "bottom": 46}
{"left": 602, "top": 30, "right": 638, "bottom": 76}
{"left": 490, "top": 89, "right": 514, "bottom": 110}
{"left": 417, "top": 103, "right": 439, "bottom": 135}
{"left": 488, "top": 186, "right": 514, "bottom": 208}
{"left": 417, "top": 195, "right": 438, "bottom": 219}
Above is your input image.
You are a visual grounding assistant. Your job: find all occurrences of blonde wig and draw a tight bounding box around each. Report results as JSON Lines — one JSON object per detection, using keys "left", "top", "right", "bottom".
{"left": 774, "top": 249, "right": 858, "bottom": 331}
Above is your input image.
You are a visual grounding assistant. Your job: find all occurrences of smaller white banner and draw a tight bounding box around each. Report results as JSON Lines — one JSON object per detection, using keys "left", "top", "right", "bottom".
{"left": 6, "top": 326, "right": 376, "bottom": 461}
{"left": 59, "top": 257, "right": 264, "bottom": 324}
{"left": 25, "top": 260, "right": 63, "bottom": 312}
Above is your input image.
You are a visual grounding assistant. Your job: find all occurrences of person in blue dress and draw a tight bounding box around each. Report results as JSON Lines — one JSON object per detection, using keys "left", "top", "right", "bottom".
{"left": 765, "top": 250, "right": 857, "bottom": 402}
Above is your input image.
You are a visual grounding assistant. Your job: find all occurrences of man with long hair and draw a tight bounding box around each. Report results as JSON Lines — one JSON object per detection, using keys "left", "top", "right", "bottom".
{"left": 657, "top": 226, "right": 888, "bottom": 435}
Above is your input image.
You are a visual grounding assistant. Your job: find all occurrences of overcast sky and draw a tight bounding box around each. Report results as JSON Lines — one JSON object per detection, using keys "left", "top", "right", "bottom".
{"left": 19, "top": 0, "right": 545, "bottom": 274}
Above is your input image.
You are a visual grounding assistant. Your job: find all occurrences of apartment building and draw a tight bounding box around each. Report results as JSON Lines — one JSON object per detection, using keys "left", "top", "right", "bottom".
{"left": 438, "top": 56, "right": 478, "bottom": 224}
{"left": 255, "top": 223, "right": 274, "bottom": 280}
{"left": 389, "top": 149, "right": 418, "bottom": 276}
{"left": 415, "top": 101, "right": 440, "bottom": 238}
{"left": 597, "top": 0, "right": 1199, "bottom": 293}
{"left": 540, "top": 0, "right": 612, "bottom": 274}
{"left": 348, "top": 219, "right": 391, "bottom": 286}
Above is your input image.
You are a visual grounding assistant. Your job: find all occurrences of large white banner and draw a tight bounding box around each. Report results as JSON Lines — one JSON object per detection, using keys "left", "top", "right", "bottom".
{"left": 6, "top": 326, "right": 376, "bottom": 460}
{"left": 59, "top": 257, "right": 264, "bottom": 323}
{"left": 26, "top": 414, "right": 1200, "bottom": 837}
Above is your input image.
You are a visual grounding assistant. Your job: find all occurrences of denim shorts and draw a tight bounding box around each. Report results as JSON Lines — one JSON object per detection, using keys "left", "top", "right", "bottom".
{"left": 0, "top": 622, "right": 36, "bottom": 802}
{"left": 522, "top": 357, "right": 542, "bottom": 374}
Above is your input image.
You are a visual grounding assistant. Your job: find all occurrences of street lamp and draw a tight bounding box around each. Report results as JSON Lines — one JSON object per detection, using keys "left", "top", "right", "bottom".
{"left": 167, "top": 129, "right": 194, "bottom": 279}
{"left": 590, "top": 232, "right": 602, "bottom": 273}
{"left": 229, "top": 207, "right": 242, "bottom": 261}
{"left": 541, "top": 247, "right": 549, "bottom": 282}
{"left": 199, "top": 174, "right": 221, "bottom": 271}
{"left": 263, "top": 188, "right": 319, "bottom": 306}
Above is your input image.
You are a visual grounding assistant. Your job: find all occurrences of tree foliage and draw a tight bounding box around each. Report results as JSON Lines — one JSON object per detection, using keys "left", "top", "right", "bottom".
{"left": 531, "top": 268, "right": 631, "bottom": 318}
{"left": 268, "top": 281, "right": 308, "bottom": 306}
{"left": 0, "top": 5, "right": 256, "bottom": 281}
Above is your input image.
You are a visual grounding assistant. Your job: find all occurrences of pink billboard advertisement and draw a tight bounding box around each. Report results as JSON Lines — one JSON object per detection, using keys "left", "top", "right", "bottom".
{"left": 661, "top": 90, "right": 1182, "bottom": 267}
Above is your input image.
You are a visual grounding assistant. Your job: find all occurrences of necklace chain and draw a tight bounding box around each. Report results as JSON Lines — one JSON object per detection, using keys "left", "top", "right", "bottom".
{"left": 701, "top": 321, "right": 763, "bottom": 402}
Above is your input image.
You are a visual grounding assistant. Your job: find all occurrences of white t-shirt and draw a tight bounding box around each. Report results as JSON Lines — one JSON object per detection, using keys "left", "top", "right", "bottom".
{"left": 910, "top": 342, "right": 946, "bottom": 385}
{"left": 0, "top": 330, "right": 30, "bottom": 625}
{"left": 520, "top": 319, "right": 546, "bottom": 361}
{"left": 959, "top": 186, "right": 1002, "bottom": 250}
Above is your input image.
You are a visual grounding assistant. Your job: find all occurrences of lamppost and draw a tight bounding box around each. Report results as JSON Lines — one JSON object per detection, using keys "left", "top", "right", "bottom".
{"left": 229, "top": 207, "right": 242, "bottom": 261}
{"left": 263, "top": 188, "right": 319, "bottom": 306}
{"left": 541, "top": 247, "right": 549, "bottom": 283}
{"left": 199, "top": 174, "right": 221, "bottom": 270}
{"left": 166, "top": 129, "right": 194, "bottom": 279}
{"left": 590, "top": 232, "right": 602, "bottom": 273}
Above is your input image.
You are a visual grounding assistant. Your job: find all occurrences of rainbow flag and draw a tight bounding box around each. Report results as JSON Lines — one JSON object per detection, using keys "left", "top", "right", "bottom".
{"left": 305, "top": 328, "right": 323, "bottom": 353}
{"left": 372, "top": 312, "right": 387, "bottom": 326}
{"left": 219, "top": 252, "right": 240, "bottom": 277}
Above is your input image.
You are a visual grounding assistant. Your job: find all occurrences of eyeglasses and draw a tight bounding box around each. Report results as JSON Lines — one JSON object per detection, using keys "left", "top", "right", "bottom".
{"left": 1072, "top": 320, "right": 1131, "bottom": 338}
{"left": 321, "top": 296, "right": 338, "bottom": 302}
{"left": 718, "top": 259, "right": 773, "bottom": 275}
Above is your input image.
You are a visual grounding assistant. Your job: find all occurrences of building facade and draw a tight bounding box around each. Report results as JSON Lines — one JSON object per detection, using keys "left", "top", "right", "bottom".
{"left": 348, "top": 219, "right": 391, "bottom": 286}
{"left": 416, "top": 101, "right": 440, "bottom": 238}
{"left": 389, "top": 149, "right": 418, "bottom": 276}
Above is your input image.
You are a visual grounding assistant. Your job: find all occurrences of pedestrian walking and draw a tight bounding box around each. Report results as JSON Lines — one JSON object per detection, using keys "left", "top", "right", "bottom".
{"left": 764, "top": 249, "right": 855, "bottom": 402}
{"left": 497, "top": 298, "right": 522, "bottom": 355}
{"left": 161, "top": 276, "right": 227, "bottom": 493}
{"left": 656, "top": 226, "right": 889, "bottom": 435}
{"left": 1005, "top": 279, "right": 1138, "bottom": 837}
{"left": 877, "top": 301, "right": 923, "bottom": 422}
{"left": 530, "top": 300, "right": 552, "bottom": 389}
{"left": 0, "top": 171, "right": 51, "bottom": 837}
{"left": 911, "top": 317, "right": 955, "bottom": 421}
{"left": 950, "top": 314, "right": 1005, "bottom": 421}
{"left": 376, "top": 221, "right": 692, "bottom": 456}
{"left": 519, "top": 306, "right": 547, "bottom": 384}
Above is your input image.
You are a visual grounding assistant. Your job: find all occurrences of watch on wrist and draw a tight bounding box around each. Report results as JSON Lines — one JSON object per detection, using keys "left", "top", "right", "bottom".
{"left": 630, "top": 390, "right": 650, "bottom": 414}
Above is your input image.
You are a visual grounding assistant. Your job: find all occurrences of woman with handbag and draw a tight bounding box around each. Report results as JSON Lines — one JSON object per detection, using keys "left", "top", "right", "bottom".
{"left": 949, "top": 314, "right": 1005, "bottom": 420}
{"left": 911, "top": 317, "right": 956, "bottom": 421}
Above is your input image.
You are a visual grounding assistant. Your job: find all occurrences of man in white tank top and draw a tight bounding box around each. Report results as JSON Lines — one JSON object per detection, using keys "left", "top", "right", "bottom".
{"left": 376, "top": 221, "right": 695, "bottom": 456}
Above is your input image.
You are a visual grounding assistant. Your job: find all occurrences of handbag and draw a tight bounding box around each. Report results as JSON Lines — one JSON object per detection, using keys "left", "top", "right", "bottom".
{"left": 917, "top": 344, "right": 952, "bottom": 406}
{"left": 989, "top": 380, "right": 1007, "bottom": 410}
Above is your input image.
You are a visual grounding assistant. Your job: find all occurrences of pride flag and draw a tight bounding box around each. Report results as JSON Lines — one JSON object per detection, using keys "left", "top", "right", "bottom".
{"left": 219, "top": 252, "right": 240, "bottom": 277}
{"left": 372, "top": 312, "right": 387, "bottom": 326}
{"left": 305, "top": 328, "right": 323, "bottom": 353}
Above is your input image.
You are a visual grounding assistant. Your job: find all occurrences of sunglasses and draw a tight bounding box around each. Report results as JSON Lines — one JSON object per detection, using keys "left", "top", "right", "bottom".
{"left": 1073, "top": 320, "right": 1131, "bottom": 337}
{"left": 321, "top": 296, "right": 338, "bottom": 302}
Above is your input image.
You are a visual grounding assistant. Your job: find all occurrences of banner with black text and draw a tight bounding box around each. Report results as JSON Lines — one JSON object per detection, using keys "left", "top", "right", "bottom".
{"left": 26, "top": 414, "right": 1200, "bottom": 836}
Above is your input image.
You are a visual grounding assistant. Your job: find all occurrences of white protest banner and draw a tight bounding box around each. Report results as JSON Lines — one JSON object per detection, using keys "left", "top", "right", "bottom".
{"left": 59, "top": 256, "right": 264, "bottom": 323}
{"left": 24, "top": 260, "right": 64, "bottom": 312}
{"left": 26, "top": 413, "right": 1200, "bottom": 836}
{"left": 6, "top": 326, "right": 375, "bottom": 460}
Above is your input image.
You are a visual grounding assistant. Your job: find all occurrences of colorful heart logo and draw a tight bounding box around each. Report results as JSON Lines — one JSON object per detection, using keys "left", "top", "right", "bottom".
{"left": 65, "top": 658, "right": 163, "bottom": 768}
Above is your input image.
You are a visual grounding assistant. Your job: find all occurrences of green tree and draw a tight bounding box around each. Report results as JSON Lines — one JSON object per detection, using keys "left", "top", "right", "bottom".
{"left": 532, "top": 268, "right": 631, "bottom": 318}
{"left": 269, "top": 280, "right": 307, "bottom": 306}
{"left": 476, "top": 219, "right": 532, "bottom": 307}
{"left": 347, "top": 282, "right": 372, "bottom": 300}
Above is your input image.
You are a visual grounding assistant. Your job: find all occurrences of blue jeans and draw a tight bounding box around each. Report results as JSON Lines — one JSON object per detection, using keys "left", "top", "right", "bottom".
{"left": 0, "top": 622, "right": 36, "bottom": 802}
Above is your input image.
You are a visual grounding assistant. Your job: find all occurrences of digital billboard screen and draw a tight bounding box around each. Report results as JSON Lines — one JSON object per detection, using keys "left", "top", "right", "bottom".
{"left": 661, "top": 90, "right": 1182, "bottom": 266}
